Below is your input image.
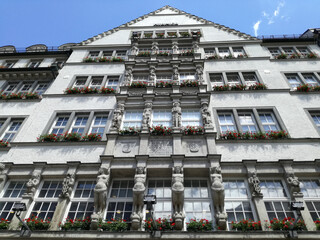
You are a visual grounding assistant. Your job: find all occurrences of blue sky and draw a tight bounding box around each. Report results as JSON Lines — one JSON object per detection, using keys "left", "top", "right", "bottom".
{"left": 0, "top": 0, "right": 319, "bottom": 47}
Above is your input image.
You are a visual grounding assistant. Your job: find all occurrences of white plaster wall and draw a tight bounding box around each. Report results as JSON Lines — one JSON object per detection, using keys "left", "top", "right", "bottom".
{"left": 88, "top": 30, "right": 132, "bottom": 46}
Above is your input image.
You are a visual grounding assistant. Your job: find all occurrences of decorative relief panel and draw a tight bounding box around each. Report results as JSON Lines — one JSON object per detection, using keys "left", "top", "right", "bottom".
{"left": 115, "top": 140, "right": 139, "bottom": 157}
{"left": 148, "top": 139, "right": 172, "bottom": 156}
{"left": 183, "top": 139, "right": 206, "bottom": 155}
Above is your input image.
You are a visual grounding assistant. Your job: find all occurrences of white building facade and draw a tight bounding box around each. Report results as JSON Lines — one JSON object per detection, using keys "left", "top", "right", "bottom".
{"left": 0, "top": 6, "right": 320, "bottom": 239}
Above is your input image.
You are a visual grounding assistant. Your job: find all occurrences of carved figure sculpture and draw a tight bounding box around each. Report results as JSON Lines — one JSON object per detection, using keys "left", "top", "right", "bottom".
{"left": 286, "top": 171, "right": 301, "bottom": 196}
{"left": 172, "top": 41, "right": 179, "bottom": 54}
{"left": 111, "top": 103, "right": 124, "bottom": 130}
{"left": 248, "top": 171, "right": 262, "bottom": 197}
{"left": 131, "top": 43, "right": 139, "bottom": 55}
{"left": 192, "top": 40, "right": 200, "bottom": 52}
{"left": 172, "top": 102, "right": 182, "bottom": 128}
{"left": 142, "top": 103, "right": 152, "bottom": 129}
{"left": 172, "top": 166, "right": 185, "bottom": 230}
{"left": 124, "top": 67, "right": 133, "bottom": 86}
{"left": 172, "top": 65, "right": 179, "bottom": 82}
{"left": 149, "top": 66, "right": 156, "bottom": 85}
{"left": 196, "top": 65, "right": 204, "bottom": 83}
{"left": 201, "top": 102, "right": 212, "bottom": 127}
{"left": 210, "top": 166, "right": 227, "bottom": 230}
{"left": 151, "top": 42, "right": 159, "bottom": 55}
{"left": 94, "top": 167, "right": 110, "bottom": 216}
{"left": 23, "top": 172, "right": 41, "bottom": 198}
{"left": 60, "top": 173, "right": 75, "bottom": 199}
{"left": 131, "top": 167, "right": 146, "bottom": 230}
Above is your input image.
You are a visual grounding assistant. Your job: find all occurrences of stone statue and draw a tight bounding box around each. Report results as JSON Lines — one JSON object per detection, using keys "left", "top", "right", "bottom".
{"left": 142, "top": 103, "right": 152, "bottom": 129}
{"left": 201, "top": 102, "right": 212, "bottom": 127}
{"left": 286, "top": 171, "right": 301, "bottom": 196}
{"left": 196, "top": 65, "right": 204, "bottom": 83}
{"left": 248, "top": 171, "right": 262, "bottom": 197}
{"left": 192, "top": 40, "right": 200, "bottom": 52}
{"left": 59, "top": 173, "right": 75, "bottom": 199}
{"left": 93, "top": 167, "right": 110, "bottom": 216}
{"left": 111, "top": 103, "right": 124, "bottom": 130}
{"left": 124, "top": 67, "right": 133, "bottom": 86}
{"left": 172, "top": 65, "right": 179, "bottom": 83}
{"left": 131, "top": 43, "right": 139, "bottom": 55}
{"left": 151, "top": 42, "right": 159, "bottom": 55}
{"left": 23, "top": 171, "right": 41, "bottom": 198}
{"left": 131, "top": 167, "right": 146, "bottom": 230}
{"left": 149, "top": 66, "right": 156, "bottom": 85}
{"left": 172, "top": 102, "right": 182, "bottom": 128}
{"left": 210, "top": 166, "right": 227, "bottom": 230}
{"left": 172, "top": 166, "right": 185, "bottom": 230}
{"left": 172, "top": 41, "right": 179, "bottom": 54}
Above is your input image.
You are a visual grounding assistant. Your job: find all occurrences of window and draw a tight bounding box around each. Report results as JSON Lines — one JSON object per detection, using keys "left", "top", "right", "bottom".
{"left": 282, "top": 47, "right": 295, "bottom": 55}
{"left": 261, "top": 180, "right": 294, "bottom": 220}
{"left": 89, "top": 76, "right": 104, "bottom": 89}
{"left": 216, "top": 109, "right": 283, "bottom": 134}
{"left": 88, "top": 51, "right": 100, "bottom": 59}
{"left": 1, "top": 81, "right": 51, "bottom": 96}
{"left": 184, "top": 180, "right": 212, "bottom": 222}
{"left": 268, "top": 48, "right": 281, "bottom": 57}
{"left": 285, "top": 74, "right": 303, "bottom": 89}
{"left": 106, "top": 76, "right": 119, "bottom": 90}
{"left": 218, "top": 48, "right": 230, "bottom": 57}
{"left": 302, "top": 74, "right": 319, "bottom": 86}
{"left": 310, "top": 112, "right": 320, "bottom": 131}
{"left": 226, "top": 73, "right": 241, "bottom": 86}
{"left": 73, "top": 76, "right": 87, "bottom": 88}
{"left": 152, "top": 110, "right": 172, "bottom": 127}
{"left": 115, "top": 50, "right": 127, "bottom": 58}
{"left": 209, "top": 72, "right": 260, "bottom": 88}
{"left": 181, "top": 110, "right": 201, "bottom": 127}
{"left": 242, "top": 72, "right": 258, "bottom": 86}
{"left": 268, "top": 46, "right": 312, "bottom": 58}
{"left": 285, "top": 73, "right": 320, "bottom": 89}
{"left": 204, "top": 48, "right": 216, "bottom": 56}
{"left": 224, "top": 180, "right": 254, "bottom": 229}
{"left": 48, "top": 111, "right": 109, "bottom": 137}
{"left": 0, "top": 181, "right": 26, "bottom": 221}
{"left": 122, "top": 111, "right": 143, "bottom": 129}
{"left": 30, "top": 181, "right": 62, "bottom": 220}
{"left": 156, "top": 74, "right": 172, "bottom": 83}
{"left": 132, "top": 75, "right": 148, "bottom": 83}
{"left": 106, "top": 180, "right": 133, "bottom": 221}
{"left": 147, "top": 180, "right": 172, "bottom": 219}
{"left": 102, "top": 51, "right": 113, "bottom": 57}
{"left": 180, "top": 72, "right": 195, "bottom": 82}
{"left": 2, "top": 82, "right": 18, "bottom": 95}
{"left": 2, "top": 61, "right": 16, "bottom": 68}
{"left": 71, "top": 75, "right": 120, "bottom": 91}
{"left": 27, "top": 60, "right": 42, "bottom": 68}
{"left": 218, "top": 113, "right": 237, "bottom": 133}
{"left": 67, "top": 181, "right": 95, "bottom": 220}
{"left": 209, "top": 73, "right": 224, "bottom": 86}
{"left": 296, "top": 47, "right": 310, "bottom": 55}
{"left": 19, "top": 82, "right": 33, "bottom": 94}
{"left": 1, "top": 120, "right": 23, "bottom": 142}
{"left": 232, "top": 47, "right": 245, "bottom": 57}
{"left": 300, "top": 180, "right": 320, "bottom": 221}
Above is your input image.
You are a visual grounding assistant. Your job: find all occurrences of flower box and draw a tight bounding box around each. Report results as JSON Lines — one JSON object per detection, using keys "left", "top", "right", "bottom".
{"left": 156, "top": 81, "right": 173, "bottom": 88}
{"left": 37, "top": 133, "right": 102, "bottom": 142}
{"left": 237, "top": 54, "right": 248, "bottom": 59}
{"left": 179, "top": 32, "right": 190, "bottom": 38}
{"left": 231, "top": 220, "right": 262, "bottom": 231}
{"left": 23, "top": 216, "right": 50, "bottom": 231}
{"left": 186, "top": 219, "right": 212, "bottom": 232}
{"left": 83, "top": 57, "right": 97, "bottom": 63}
{"left": 220, "top": 130, "right": 289, "bottom": 140}
{"left": 315, "top": 220, "right": 320, "bottom": 230}
{"left": 156, "top": 33, "right": 165, "bottom": 38}
{"left": 129, "top": 81, "right": 148, "bottom": 88}
{"left": 296, "top": 84, "right": 320, "bottom": 92}
{"left": 213, "top": 85, "right": 229, "bottom": 91}
{"left": 306, "top": 52, "right": 318, "bottom": 59}
{"left": 100, "top": 87, "right": 115, "bottom": 94}
{"left": 119, "top": 127, "right": 140, "bottom": 136}
{"left": 224, "top": 54, "right": 235, "bottom": 59}
{"left": 63, "top": 133, "right": 82, "bottom": 142}
{"left": 180, "top": 80, "right": 198, "bottom": 87}
{"left": 157, "top": 51, "right": 171, "bottom": 57}
{"left": 207, "top": 55, "right": 221, "bottom": 60}
{"left": 180, "top": 50, "right": 194, "bottom": 56}
{"left": 0, "top": 219, "right": 9, "bottom": 230}
{"left": 144, "top": 218, "right": 175, "bottom": 232}
{"left": 150, "top": 126, "right": 172, "bottom": 136}
{"left": 81, "top": 87, "right": 99, "bottom": 94}
{"left": 64, "top": 87, "right": 115, "bottom": 94}
{"left": 182, "top": 126, "right": 204, "bottom": 135}
{"left": 268, "top": 217, "right": 306, "bottom": 231}
{"left": 230, "top": 84, "right": 246, "bottom": 91}
{"left": 25, "top": 93, "right": 40, "bottom": 99}
{"left": 99, "top": 219, "right": 128, "bottom": 232}
{"left": 137, "top": 51, "right": 151, "bottom": 57}
{"left": 0, "top": 140, "right": 9, "bottom": 148}
{"left": 276, "top": 53, "right": 288, "bottom": 59}
{"left": 144, "top": 33, "right": 153, "bottom": 38}
{"left": 64, "top": 87, "right": 82, "bottom": 94}
{"left": 248, "top": 83, "right": 267, "bottom": 90}
{"left": 60, "top": 217, "right": 91, "bottom": 231}
{"left": 1, "top": 93, "right": 24, "bottom": 100}
{"left": 167, "top": 32, "right": 177, "bottom": 38}
{"left": 289, "top": 53, "right": 301, "bottom": 59}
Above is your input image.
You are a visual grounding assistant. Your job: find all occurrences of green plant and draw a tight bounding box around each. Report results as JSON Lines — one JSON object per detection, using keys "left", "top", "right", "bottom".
{"left": 213, "top": 84, "right": 229, "bottom": 91}
{"left": 25, "top": 93, "right": 40, "bottom": 99}
{"left": 100, "top": 87, "right": 115, "bottom": 94}
{"left": 119, "top": 127, "right": 140, "bottom": 135}
{"left": 289, "top": 53, "right": 301, "bottom": 59}
{"left": 144, "top": 218, "right": 174, "bottom": 232}
{"left": 60, "top": 217, "right": 91, "bottom": 231}
{"left": 224, "top": 54, "right": 235, "bottom": 59}
{"left": 63, "top": 133, "right": 81, "bottom": 142}
{"left": 179, "top": 32, "right": 190, "bottom": 37}
{"left": 156, "top": 81, "right": 173, "bottom": 88}
{"left": 276, "top": 53, "right": 288, "bottom": 59}
{"left": 248, "top": 83, "right": 267, "bottom": 90}
{"left": 82, "top": 87, "right": 99, "bottom": 94}
{"left": 167, "top": 32, "right": 177, "bottom": 37}
{"left": 37, "top": 133, "right": 61, "bottom": 142}
{"left": 99, "top": 219, "right": 128, "bottom": 232}
{"left": 156, "top": 33, "right": 165, "bottom": 38}
{"left": 150, "top": 126, "right": 172, "bottom": 136}
{"left": 186, "top": 219, "right": 212, "bottom": 232}
{"left": 220, "top": 130, "right": 289, "bottom": 140}
{"left": 137, "top": 51, "right": 151, "bottom": 57}
{"left": 307, "top": 52, "right": 318, "bottom": 59}
{"left": 82, "top": 133, "right": 102, "bottom": 141}
{"left": 296, "top": 84, "right": 311, "bottom": 92}
{"left": 182, "top": 126, "right": 204, "bottom": 135}
{"left": 129, "top": 81, "right": 148, "bottom": 88}
{"left": 313, "top": 86, "right": 320, "bottom": 91}
{"left": 0, "top": 140, "right": 9, "bottom": 148}
{"left": 268, "top": 217, "right": 306, "bottom": 231}
{"left": 157, "top": 51, "right": 171, "bottom": 57}
{"left": 207, "top": 55, "right": 221, "bottom": 60}
{"left": 144, "top": 33, "right": 153, "bottom": 38}
{"left": 64, "top": 87, "right": 82, "bottom": 94}
{"left": 110, "top": 57, "right": 124, "bottom": 62}
{"left": 180, "top": 50, "right": 194, "bottom": 56}
{"left": 23, "top": 216, "right": 50, "bottom": 231}
{"left": 231, "top": 220, "right": 262, "bottom": 231}
{"left": 315, "top": 219, "right": 320, "bottom": 230}
{"left": 83, "top": 57, "right": 97, "bottom": 63}
{"left": 3, "top": 93, "right": 24, "bottom": 100}
{"left": 180, "top": 80, "right": 198, "bottom": 87}
{"left": 0, "top": 219, "right": 10, "bottom": 230}
{"left": 230, "top": 84, "right": 246, "bottom": 91}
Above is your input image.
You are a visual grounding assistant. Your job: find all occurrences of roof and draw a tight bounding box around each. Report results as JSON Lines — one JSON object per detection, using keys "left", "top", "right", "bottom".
{"left": 80, "top": 5, "right": 256, "bottom": 45}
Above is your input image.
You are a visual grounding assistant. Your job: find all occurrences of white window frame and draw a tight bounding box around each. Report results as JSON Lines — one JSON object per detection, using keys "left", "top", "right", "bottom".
{"left": 70, "top": 115, "right": 90, "bottom": 135}
{"left": 89, "top": 114, "right": 109, "bottom": 135}
{"left": 122, "top": 111, "right": 143, "bottom": 129}
{"left": 300, "top": 179, "right": 320, "bottom": 221}
{"left": 181, "top": 110, "right": 202, "bottom": 127}
{"left": 50, "top": 115, "right": 70, "bottom": 135}
{"left": 152, "top": 110, "right": 172, "bottom": 127}
{"left": 238, "top": 112, "right": 258, "bottom": 133}
{"left": 27, "top": 60, "right": 42, "bottom": 68}
{"left": 218, "top": 113, "right": 237, "bottom": 133}
{"left": 1, "top": 120, "right": 23, "bottom": 142}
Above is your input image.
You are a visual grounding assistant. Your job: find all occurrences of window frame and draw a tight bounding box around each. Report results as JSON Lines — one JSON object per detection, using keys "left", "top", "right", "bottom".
{"left": 300, "top": 179, "right": 320, "bottom": 221}
{"left": 121, "top": 110, "right": 144, "bottom": 129}
{"left": 306, "top": 109, "right": 320, "bottom": 134}
{"left": 68, "top": 75, "right": 121, "bottom": 92}
{"left": 267, "top": 46, "right": 312, "bottom": 58}
{"left": 0, "top": 116, "right": 27, "bottom": 142}
{"left": 151, "top": 110, "right": 172, "bottom": 127}
{"left": 0, "top": 80, "right": 51, "bottom": 96}
{"left": 283, "top": 72, "right": 320, "bottom": 89}
{"left": 181, "top": 109, "right": 202, "bottom": 127}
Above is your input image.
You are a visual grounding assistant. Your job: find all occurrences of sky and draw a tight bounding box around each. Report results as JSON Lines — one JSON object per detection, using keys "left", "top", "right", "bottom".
{"left": 0, "top": 0, "right": 319, "bottom": 47}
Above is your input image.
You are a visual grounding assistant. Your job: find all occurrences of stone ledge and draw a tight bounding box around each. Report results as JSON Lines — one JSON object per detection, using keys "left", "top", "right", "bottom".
{"left": 9, "top": 141, "right": 107, "bottom": 147}
{"left": 216, "top": 138, "right": 320, "bottom": 143}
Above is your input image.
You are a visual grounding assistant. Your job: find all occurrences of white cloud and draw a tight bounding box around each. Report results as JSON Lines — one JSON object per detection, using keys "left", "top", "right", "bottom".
{"left": 261, "top": 1, "right": 286, "bottom": 25}
{"left": 274, "top": 1, "right": 285, "bottom": 16}
{"left": 262, "top": 11, "right": 268, "bottom": 17}
{"left": 253, "top": 20, "right": 261, "bottom": 37}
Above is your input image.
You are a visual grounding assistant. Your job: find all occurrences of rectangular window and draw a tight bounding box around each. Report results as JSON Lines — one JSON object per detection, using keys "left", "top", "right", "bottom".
{"left": 147, "top": 180, "right": 172, "bottom": 219}
{"left": 71, "top": 115, "right": 89, "bottom": 134}
{"left": 73, "top": 76, "right": 88, "bottom": 88}
{"left": 89, "top": 76, "right": 104, "bottom": 89}
{"left": 2, "top": 83, "right": 18, "bottom": 95}
{"left": 302, "top": 74, "right": 319, "bottom": 86}
{"left": 2, "top": 61, "right": 16, "bottom": 68}
{"left": 210, "top": 73, "right": 224, "bottom": 86}
{"left": 180, "top": 72, "right": 195, "bottom": 81}
{"left": 115, "top": 50, "right": 127, "bottom": 58}
{"left": 88, "top": 51, "right": 100, "bottom": 59}
{"left": 296, "top": 47, "right": 310, "bottom": 55}
{"left": 27, "top": 60, "right": 42, "bottom": 68}
{"left": 282, "top": 47, "right": 295, "bottom": 55}
{"left": 232, "top": 47, "right": 245, "bottom": 57}
{"left": 34, "top": 82, "right": 50, "bottom": 95}
{"left": 218, "top": 48, "right": 230, "bottom": 57}
{"left": 19, "top": 82, "right": 33, "bottom": 94}
{"left": 310, "top": 113, "right": 320, "bottom": 130}
{"left": 90, "top": 115, "right": 108, "bottom": 135}
{"left": 226, "top": 73, "right": 241, "bottom": 85}
{"left": 106, "top": 76, "right": 119, "bottom": 90}
{"left": 152, "top": 110, "right": 172, "bottom": 127}
{"left": 204, "top": 48, "right": 216, "bottom": 56}
{"left": 132, "top": 75, "right": 148, "bottom": 83}
{"left": 122, "top": 111, "right": 143, "bottom": 129}
{"left": 259, "top": 113, "right": 279, "bottom": 131}
{"left": 156, "top": 75, "right": 172, "bottom": 83}
{"left": 238, "top": 113, "right": 258, "bottom": 132}
{"left": 181, "top": 110, "right": 201, "bottom": 127}
{"left": 106, "top": 180, "right": 133, "bottom": 221}
{"left": 301, "top": 180, "right": 320, "bottom": 221}
{"left": 218, "top": 113, "right": 237, "bottom": 133}
{"left": 1, "top": 120, "right": 23, "bottom": 142}
{"left": 184, "top": 180, "right": 212, "bottom": 222}
{"left": 242, "top": 72, "right": 258, "bottom": 86}
{"left": 102, "top": 51, "right": 113, "bottom": 57}
{"left": 268, "top": 48, "right": 281, "bottom": 57}
{"left": 30, "top": 181, "right": 62, "bottom": 220}
{"left": 285, "top": 74, "right": 303, "bottom": 89}
{"left": 51, "top": 116, "right": 70, "bottom": 134}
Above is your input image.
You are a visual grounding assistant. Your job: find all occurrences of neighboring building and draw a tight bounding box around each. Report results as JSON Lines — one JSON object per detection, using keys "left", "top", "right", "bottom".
{"left": 0, "top": 5, "right": 320, "bottom": 239}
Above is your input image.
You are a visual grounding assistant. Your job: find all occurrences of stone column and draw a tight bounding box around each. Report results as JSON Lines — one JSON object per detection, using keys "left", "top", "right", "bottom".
{"left": 49, "top": 165, "right": 77, "bottom": 230}
{"left": 172, "top": 166, "right": 185, "bottom": 230}
{"left": 131, "top": 167, "right": 146, "bottom": 230}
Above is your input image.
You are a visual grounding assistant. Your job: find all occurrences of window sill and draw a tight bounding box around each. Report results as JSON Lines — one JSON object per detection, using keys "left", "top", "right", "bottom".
{"left": 9, "top": 141, "right": 107, "bottom": 147}
{"left": 0, "top": 146, "right": 10, "bottom": 151}
{"left": 0, "top": 98, "right": 42, "bottom": 102}
{"left": 210, "top": 89, "right": 290, "bottom": 93}
{"left": 205, "top": 56, "right": 269, "bottom": 61}
{"left": 270, "top": 58, "right": 320, "bottom": 62}
{"left": 290, "top": 91, "right": 320, "bottom": 95}
{"left": 216, "top": 137, "right": 320, "bottom": 143}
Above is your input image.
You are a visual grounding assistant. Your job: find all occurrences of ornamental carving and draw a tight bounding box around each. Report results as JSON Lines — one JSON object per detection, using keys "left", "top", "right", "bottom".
{"left": 151, "top": 42, "right": 159, "bottom": 55}
{"left": 286, "top": 171, "right": 302, "bottom": 197}
{"left": 93, "top": 167, "right": 110, "bottom": 217}
{"left": 142, "top": 103, "right": 152, "bottom": 129}
{"left": 172, "top": 166, "right": 185, "bottom": 230}
{"left": 23, "top": 171, "right": 41, "bottom": 198}
{"left": 149, "top": 140, "right": 172, "bottom": 155}
{"left": 196, "top": 65, "right": 204, "bottom": 83}
{"left": 201, "top": 102, "right": 213, "bottom": 127}
{"left": 188, "top": 141, "right": 201, "bottom": 153}
{"left": 121, "top": 142, "right": 136, "bottom": 153}
{"left": 172, "top": 41, "right": 179, "bottom": 54}
{"left": 131, "top": 43, "right": 139, "bottom": 55}
{"left": 172, "top": 102, "right": 182, "bottom": 128}
{"left": 60, "top": 173, "right": 75, "bottom": 199}
{"left": 111, "top": 103, "right": 124, "bottom": 130}
{"left": 248, "top": 171, "right": 262, "bottom": 197}
{"left": 124, "top": 67, "right": 133, "bottom": 86}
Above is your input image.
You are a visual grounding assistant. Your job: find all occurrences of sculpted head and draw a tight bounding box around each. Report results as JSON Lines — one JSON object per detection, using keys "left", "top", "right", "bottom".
{"left": 173, "top": 166, "right": 183, "bottom": 174}
{"left": 136, "top": 167, "right": 145, "bottom": 175}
